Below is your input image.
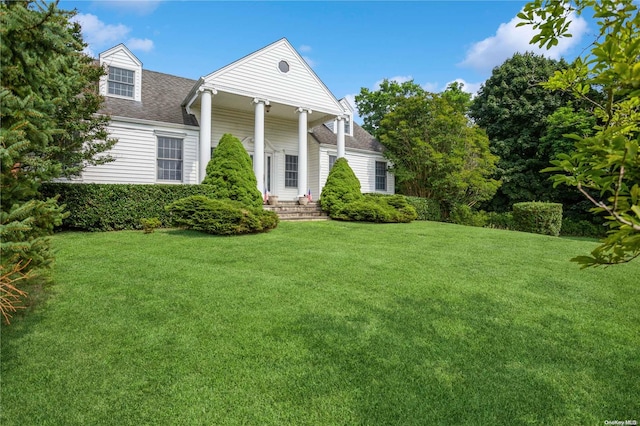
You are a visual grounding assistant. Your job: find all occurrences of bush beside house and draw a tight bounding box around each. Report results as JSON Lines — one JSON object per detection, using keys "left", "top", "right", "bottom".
{"left": 40, "top": 183, "right": 217, "bottom": 231}
{"left": 202, "top": 133, "right": 263, "bottom": 208}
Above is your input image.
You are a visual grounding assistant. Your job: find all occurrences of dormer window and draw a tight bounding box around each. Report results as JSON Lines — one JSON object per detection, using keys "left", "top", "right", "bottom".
{"left": 108, "top": 66, "right": 135, "bottom": 98}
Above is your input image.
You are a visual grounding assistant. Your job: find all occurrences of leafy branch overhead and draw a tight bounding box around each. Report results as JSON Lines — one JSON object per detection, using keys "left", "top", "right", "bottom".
{"left": 520, "top": 0, "right": 640, "bottom": 266}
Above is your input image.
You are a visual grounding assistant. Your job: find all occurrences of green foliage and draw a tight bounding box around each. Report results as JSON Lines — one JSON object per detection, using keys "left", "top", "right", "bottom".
{"left": 0, "top": 197, "right": 65, "bottom": 270}
{"left": 520, "top": 0, "right": 640, "bottom": 266}
{"left": 369, "top": 88, "right": 499, "bottom": 213}
{"left": 202, "top": 133, "right": 262, "bottom": 208}
{"left": 320, "top": 158, "right": 363, "bottom": 216}
{"left": 450, "top": 204, "right": 488, "bottom": 227}
{"left": 513, "top": 202, "right": 563, "bottom": 236}
{"left": 1, "top": 1, "right": 114, "bottom": 277}
{"left": 469, "top": 53, "right": 573, "bottom": 211}
{"left": 560, "top": 218, "right": 607, "bottom": 238}
{"left": 334, "top": 194, "right": 417, "bottom": 223}
{"left": 485, "top": 211, "right": 515, "bottom": 230}
{"left": 355, "top": 79, "right": 424, "bottom": 136}
{"left": 404, "top": 196, "right": 443, "bottom": 221}
{"left": 140, "top": 218, "right": 161, "bottom": 234}
{"left": 40, "top": 183, "right": 217, "bottom": 231}
{"left": 165, "top": 195, "right": 278, "bottom": 235}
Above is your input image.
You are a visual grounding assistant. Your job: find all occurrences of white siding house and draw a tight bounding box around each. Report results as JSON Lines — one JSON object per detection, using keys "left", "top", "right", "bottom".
{"left": 83, "top": 39, "right": 394, "bottom": 200}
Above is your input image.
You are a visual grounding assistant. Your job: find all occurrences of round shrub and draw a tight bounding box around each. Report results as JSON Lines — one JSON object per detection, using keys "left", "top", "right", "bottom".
{"left": 320, "top": 158, "right": 363, "bottom": 216}
{"left": 202, "top": 133, "right": 262, "bottom": 208}
{"left": 512, "top": 201, "right": 563, "bottom": 236}
{"left": 335, "top": 195, "right": 417, "bottom": 223}
{"left": 165, "top": 195, "right": 278, "bottom": 235}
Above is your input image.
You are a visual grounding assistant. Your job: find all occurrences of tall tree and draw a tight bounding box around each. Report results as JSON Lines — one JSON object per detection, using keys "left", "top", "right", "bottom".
{"left": 469, "top": 52, "right": 573, "bottom": 211}
{"left": 373, "top": 89, "right": 500, "bottom": 216}
{"left": 520, "top": 0, "right": 640, "bottom": 266}
{"left": 355, "top": 79, "right": 424, "bottom": 137}
{"left": 1, "top": 1, "right": 115, "bottom": 273}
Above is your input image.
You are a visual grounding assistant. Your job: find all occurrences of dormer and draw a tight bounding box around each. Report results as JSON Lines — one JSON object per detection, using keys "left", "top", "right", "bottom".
{"left": 339, "top": 98, "right": 355, "bottom": 137}
{"left": 98, "top": 44, "right": 142, "bottom": 102}
{"left": 324, "top": 98, "right": 355, "bottom": 136}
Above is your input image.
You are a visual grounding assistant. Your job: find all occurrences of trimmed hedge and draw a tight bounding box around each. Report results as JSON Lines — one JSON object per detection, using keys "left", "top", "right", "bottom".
{"left": 405, "top": 196, "right": 442, "bottom": 221}
{"left": 40, "top": 183, "right": 217, "bottom": 231}
{"left": 165, "top": 196, "right": 278, "bottom": 235}
{"left": 512, "top": 201, "right": 563, "bottom": 236}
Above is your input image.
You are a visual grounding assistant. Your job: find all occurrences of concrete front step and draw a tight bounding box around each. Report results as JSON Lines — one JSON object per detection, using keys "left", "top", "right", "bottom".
{"left": 263, "top": 201, "right": 329, "bottom": 221}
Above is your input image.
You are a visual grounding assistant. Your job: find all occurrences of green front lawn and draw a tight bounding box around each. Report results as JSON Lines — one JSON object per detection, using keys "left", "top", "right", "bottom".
{"left": 1, "top": 221, "right": 638, "bottom": 425}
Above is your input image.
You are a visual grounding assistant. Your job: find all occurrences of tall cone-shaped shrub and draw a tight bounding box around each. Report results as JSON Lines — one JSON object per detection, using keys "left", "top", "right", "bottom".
{"left": 320, "top": 158, "right": 363, "bottom": 216}
{"left": 202, "top": 134, "right": 262, "bottom": 208}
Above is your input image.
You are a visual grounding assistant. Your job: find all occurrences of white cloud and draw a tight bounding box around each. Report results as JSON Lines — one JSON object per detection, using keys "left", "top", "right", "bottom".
{"left": 73, "top": 13, "right": 130, "bottom": 47}
{"left": 460, "top": 10, "right": 588, "bottom": 73}
{"left": 421, "top": 82, "right": 441, "bottom": 93}
{"left": 127, "top": 38, "right": 154, "bottom": 52}
{"left": 444, "top": 78, "right": 482, "bottom": 96}
{"left": 73, "top": 13, "right": 154, "bottom": 56}
{"left": 298, "top": 44, "right": 312, "bottom": 53}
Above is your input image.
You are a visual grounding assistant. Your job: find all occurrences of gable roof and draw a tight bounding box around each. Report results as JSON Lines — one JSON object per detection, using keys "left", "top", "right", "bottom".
{"left": 310, "top": 122, "right": 384, "bottom": 153}
{"left": 199, "top": 38, "right": 345, "bottom": 116}
{"left": 100, "top": 69, "right": 199, "bottom": 126}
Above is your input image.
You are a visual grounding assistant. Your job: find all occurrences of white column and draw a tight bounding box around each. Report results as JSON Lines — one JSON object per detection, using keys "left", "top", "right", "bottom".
{"left": 336, "top": 116, "right": 346, "bottom": 158}
{"left": 198, "top": 87, "right": 215, "bottom": 183}
{"left": 253, "top": 99, "right": 267, "bottom": 195}
{"left": 297, "top": 108, "right": 311, "bottom": 197}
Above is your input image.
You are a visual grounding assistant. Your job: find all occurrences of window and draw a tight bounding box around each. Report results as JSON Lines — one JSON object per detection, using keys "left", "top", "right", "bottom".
{"left": 278, "top": 60, "right": 290, "bottom": 73}
{"left": 108, "top": 66, "right": 134, "bottom": 98}
{"left": 375, "top": 161, "right": 387, "bottom": 191}
{"left": 157, "top": 137, "right": 183, "bottom": 181}
{"left": 285, "top": 155, "right": 298, "bottom": 188}
{"left": 344, "top": 117, "right": 351, "bottom": 135}
{"left": 329, "top": 155, "right": 337, "bottom": 170}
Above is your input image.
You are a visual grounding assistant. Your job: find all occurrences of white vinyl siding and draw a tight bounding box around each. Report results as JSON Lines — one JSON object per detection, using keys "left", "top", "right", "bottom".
{"left": 203, "top": 40, "right": 343, "bottom": 116}
{"left": 99, "top": 45, "right": 142, "bottom": 102}
{"left": 318, "top": 146, "right": 394, "bottom": 196}
{"left": 80, "top": 120, "right": 198, "bottom": 184}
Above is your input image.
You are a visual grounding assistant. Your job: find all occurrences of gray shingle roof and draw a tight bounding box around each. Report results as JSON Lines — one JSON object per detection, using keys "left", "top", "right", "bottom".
{"left": 100, "top": 69, "right": 199, "bottom": 126}
{"left": 100, "top": 68, "right": 383, "bottom": 153}
{"left": 310, "top": 122, "right": 383, "bottom": 153}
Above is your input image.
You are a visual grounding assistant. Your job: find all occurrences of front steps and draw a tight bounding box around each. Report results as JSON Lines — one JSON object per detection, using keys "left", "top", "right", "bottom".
{"left": 263, "top": 201, "right": 329, "bottom": 221}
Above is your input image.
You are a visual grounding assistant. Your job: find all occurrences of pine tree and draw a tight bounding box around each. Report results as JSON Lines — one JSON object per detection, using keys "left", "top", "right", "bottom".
{"left": 202, "top": 134, "right": 262, "bottom": 208}
{"left": 1, "top": 1, "right": 115, "bottom": 273}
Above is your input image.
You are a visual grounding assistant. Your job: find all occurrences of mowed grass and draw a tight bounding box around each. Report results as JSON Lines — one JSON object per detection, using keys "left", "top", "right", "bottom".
{"left": 1, "top": 221, "right": 638, "bottom": 425}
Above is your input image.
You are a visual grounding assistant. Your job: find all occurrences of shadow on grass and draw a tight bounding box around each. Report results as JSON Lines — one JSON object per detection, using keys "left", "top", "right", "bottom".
{"left": 272, "top": 293, "right": 596, "bottom": 424}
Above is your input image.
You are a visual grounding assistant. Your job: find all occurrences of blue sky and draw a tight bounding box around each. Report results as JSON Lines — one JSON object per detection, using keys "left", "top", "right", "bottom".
{"left": 60, "top": 1, "right": 594, "bottom": 123}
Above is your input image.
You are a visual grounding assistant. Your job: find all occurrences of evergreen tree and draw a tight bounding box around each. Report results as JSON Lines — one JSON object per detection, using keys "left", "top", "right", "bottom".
{"left": 1, "top": 1, "right": 115, "bottom": 273}
{"left": 320, "top": 158, "right": 363, "bottom": 216}
{"left": 202, "top": 134, "right": 262, "bottom": 208}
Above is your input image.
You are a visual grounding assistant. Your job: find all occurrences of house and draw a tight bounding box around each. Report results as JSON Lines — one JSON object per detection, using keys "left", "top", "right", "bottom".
{"left": 83, "top": 38, "right": 394, "bottom": 200}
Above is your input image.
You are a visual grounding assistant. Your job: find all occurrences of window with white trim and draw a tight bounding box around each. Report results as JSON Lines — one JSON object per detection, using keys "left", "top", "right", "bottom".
{"left": 329, "top": 155, "right": 337, "bottom": 170}
{"left": 344, "top": 117, "right": 351, "bottom": 135}
{"left": 285, "top": 155, "right": 298, "bottom": 188}
{"left": 375, "top": 161, "right": 387, "bottom": 191}
{"left": 108, "top": 66, "right": 135, "bottom": 98}
{"left": 157, "top": 137, "right": 183, "bottom": 181}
